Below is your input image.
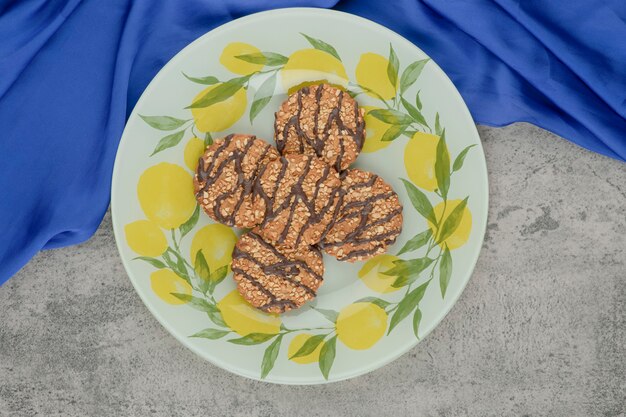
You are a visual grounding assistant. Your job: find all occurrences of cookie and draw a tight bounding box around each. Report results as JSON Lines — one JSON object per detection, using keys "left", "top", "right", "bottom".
{"left": 254, "top": 153, "right": 342, "bottom": 248}
{"left": 322, "top": 169, "right": 403, "bottom": 262}
{"left": 274, "top": 83, "right": 365, "bottom": 171}
{"left": 232, "top": 230, "right": 324, "bottom": 313}
{"left": 194, "top": 134, "right": 279, "bottom": 228}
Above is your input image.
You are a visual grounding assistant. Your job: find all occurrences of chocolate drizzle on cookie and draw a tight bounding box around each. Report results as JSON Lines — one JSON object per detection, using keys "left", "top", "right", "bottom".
{"left": 275, "top": 84, "right": 365, "bottom": 171}
{"left": 232, "top": 231, "right": 324, "bottom": 313}
{"left": 321, "top": 169, "right": 403, "bottom": 261}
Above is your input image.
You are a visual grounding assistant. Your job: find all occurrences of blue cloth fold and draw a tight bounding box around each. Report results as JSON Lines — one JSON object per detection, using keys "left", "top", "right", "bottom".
{"left": 1, "top": 0, "right": 624, "bottom": 283}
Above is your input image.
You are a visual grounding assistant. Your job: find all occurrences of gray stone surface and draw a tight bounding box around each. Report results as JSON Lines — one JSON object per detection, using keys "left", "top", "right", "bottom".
{"left": 1, "top": 123, "right": 625, "bottom": 417}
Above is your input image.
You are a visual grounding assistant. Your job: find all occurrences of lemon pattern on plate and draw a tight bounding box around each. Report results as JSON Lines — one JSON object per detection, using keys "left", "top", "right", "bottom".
{"left": 281, "top": 48, "right": 348, "bottom": 92}
{"left": 150, "top": 269, "right": 192, "bottom": 305}
{"left": 124, "top": 220, "right": 168, "bottom": 257}
{"left": 220, "top": 42, "right": 264, "bottom": 75}
{"left": 191, "top": 84, "right": 247, "bottom": 133}
{"left": 288, "top": 333, "right": 325, "bottom": 364}
{"left": 336, "top": 303, "right": 388, "bottom": 350}
{"left": 356, "top": 52, "right": 397, "bottom": 100}
{"left": 358, "top": 254, "right": 402, "bottom": 293}
{"left": 137, "top": 163, "right": 196, "bottom": 230}
{"left": 190, "top": 224, "right": 238, "bottom": 273}
{"left": 184, "top": 137, "right": 205, "bottom": 171}
{"left": 217, "top": 290, "right": 281, "bottom": 336}
{"left": 127, "top": 34, "right": 478, "bottom": 382}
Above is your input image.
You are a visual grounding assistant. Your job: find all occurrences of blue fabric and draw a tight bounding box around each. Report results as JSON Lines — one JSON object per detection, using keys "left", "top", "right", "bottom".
{"left": 0, "top": 0, "right": 624, "bottom": 283}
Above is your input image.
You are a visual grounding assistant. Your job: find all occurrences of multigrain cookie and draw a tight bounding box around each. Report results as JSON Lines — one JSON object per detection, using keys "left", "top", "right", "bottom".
{"left": 254, "top": 153, "right": 342, "bottom": 248}
{"left": 194, "top": 134, "right": 279, "bottom": 228}
{"left": 322, "top": 169, "right": 403, "bottom": 262}
{"left": 274, "top": 84, "right": 365, "bottom": 171}
{"left": 232, "top": 230, "right": 324, "bottom": 313}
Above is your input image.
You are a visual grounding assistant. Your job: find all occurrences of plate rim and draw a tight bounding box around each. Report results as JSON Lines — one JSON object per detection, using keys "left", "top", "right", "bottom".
{"left": 111, "top": 7, "right": 489, "bottom": 385}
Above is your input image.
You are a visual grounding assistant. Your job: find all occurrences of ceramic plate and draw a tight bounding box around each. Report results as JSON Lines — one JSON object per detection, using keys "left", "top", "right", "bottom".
{"left": 111, "top": 8, "right": 488, "bottom": 384}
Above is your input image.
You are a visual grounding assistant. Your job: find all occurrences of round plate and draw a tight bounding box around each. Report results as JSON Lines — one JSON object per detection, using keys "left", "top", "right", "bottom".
{"left": 111, "top": 8, "right": 488, "bottom": 384}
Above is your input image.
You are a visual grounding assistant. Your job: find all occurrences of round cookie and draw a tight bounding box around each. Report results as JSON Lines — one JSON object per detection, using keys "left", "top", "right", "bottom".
{"left": 274, "top": 83, "right": 365, "bottom": 171}
{"left": 194, "top": 134, "right": 279, "bottom": 228}
{"left": 232, "top": 230, "right": 324, "bottom": 313}
{"left": 254, "top": 153, "right": 342, "bottom": 248}
{"left": 322, "top": 169, "right": 403, "bottom": 262}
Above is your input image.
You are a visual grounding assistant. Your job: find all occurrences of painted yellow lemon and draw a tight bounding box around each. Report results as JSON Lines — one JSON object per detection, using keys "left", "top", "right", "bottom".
{"left": 217, "top": 290, "right": 281, "bottom": 336}
{"left": 358, "top": 254, "right": 402, "bottom": 293}
{"left": 288, "top": 333, "right": 324, "bottom": 364}
{"left": 184, "top": 137, "right": 205, "bottom": 171}
{"left": 362, "top": 106, "right": 392, "bottom": 153}
{"left": 281, "top": 49, "right": 348, "bottom": 92}
{"left": 137, "top": 163, "right": 196, "bottom": 230}
{"left": 355, "top": 52, "right": 397, "bottom": 100}
{"left": 428, "top": 200, "right": 472, "bottom": 250}
{"left": 336, "top": 302, "right": 387, "bottom": 350}
{"left": 190, "top": 224, "right": 238, "bottom": 273}
{"left": 124, "top": 220, "right": 168, "bottom": 257}
{"left": 220, "top": 42, "right": 263, "bottom": 75}
{"left": 404, "top": 132, "right": 447, "bottom": 192}
{"left": 191, "top": 84, "right": 247, "bottom": 133}
{"left": 150, "top": 269, "right": 192, "bottom": 305}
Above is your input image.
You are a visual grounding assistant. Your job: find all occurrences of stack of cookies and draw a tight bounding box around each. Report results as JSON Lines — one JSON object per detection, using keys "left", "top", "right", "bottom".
{"left": 194, "top": 84, "right": 403, "bottom": 314}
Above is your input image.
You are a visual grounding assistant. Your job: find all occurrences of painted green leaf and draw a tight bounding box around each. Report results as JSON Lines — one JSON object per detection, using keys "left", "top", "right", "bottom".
{"left": 193, "top": 249, "right": 211, "bottom": 286}
{"left": 388, "top": 281, "right": 429, "bottom": 334}
{"left": 437, "top": 197, "right": 469, "bottom": 244}
{"left": 381, "top": 124, "right": 407, "bottom": 142}
{"left": 397, "top": 229, "right": 432, "bottom": 256}
{"left": 387, "top": 44, "right": 399, "bottom": 88}
{"left": 385, "top": 257, "right": 434, "bottom": 288}
{"left": 439, "top": 246, "right": 452, "bottom": 298}
{"left": 228, "top": 332, "right": 277, "bottom": 346}
{"left": 435, "top": 129, "right": 450, "bottom": 199}
{"left": 452, "top": 144, "right": 476, "bottom": 172}
{"left": 435, "top": 112, "right": 442, "bottom": 136}
{"left": 186, "top": 76, "right": 248, "bottom": 109}
{"left": 179, "top": 204, "right": 199, "bottom": 238}
{"left": 355, "top": 297, "right": 391, "bottom": 310}
{"left": 403, "top": 129, "right": 418, "bottom": 138}
{"left": 139, "top": 115, "right": 189, "bottom": 131}
{"left": 290, "top": 334, "right": 326, "bottom": 359}
{"left": 150, "top": 130, "right": 185, "bottom": 156}
{"left": 399, "top": 59, "right": 429, "bottom": 94}
{"left": 207, "top": 310, "right": 227, "bottom": 328}
{"left": 235, "top": 52, "right": 288, "bottom": 66}
{"left": 346, "top": 89, "right": 360, "bottom": 98}
{"left": 400, "top": 97, "right": 428, "bottom": 127}
{"left": 190, "top": 328, "right": 230, "bottom": 340}
{"left": 204, "top": 132, "right": 213, "bottom": 147}
{"left": 170, "top": 293, "right": 218, "bottom": 314}
{"left": 162, "top": 249, "right": 190, "bottom": 284}
{"left": 314, "top": 308, "right": 339, "bottom": 323}
{"left": 249, "top": 73, "right": 277, "bottom": 123}
{"left": 412, "top": 308, "right": 422, "bottom": 339}
{"left": 415, "top": 90, "right": 423, "bottom": 111}
{"left": 301, "top": 33, "right": 341, "bottom": 61}
{"left": 318, "top": 335, "right": 337, "bottom": 380}
{"left": 182, "top": 73, "right": 219, "bottom": 85}
{"left": 400, "top": 178, "right": 437, "bottom": 225}
{"left": 133, "top": 256, "right": 166, "bottom": 269}
{"left": 261, "top": 334, "right": 283, "bottom": 379}
{"left": 208, "top": 265, "right": 229, "bottom": 294}
{"left": 368, "top": 109, "right": 413, "bottom": 125}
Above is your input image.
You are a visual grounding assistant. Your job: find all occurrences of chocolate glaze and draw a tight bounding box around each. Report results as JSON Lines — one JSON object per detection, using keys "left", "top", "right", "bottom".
{"left": 232, "top": 231, "right": 323, "bottom": 313}
{"left": 276, "top": 84, "right": 365, "bottom": 171}
{"left": 321, "top": 172, "right": 402, "bottom": 260}
{"left": 255, "top": 155, "right": 341, "bottom": 248}
{"left": 196, "top": 135, "right": 274, "bottom": 226}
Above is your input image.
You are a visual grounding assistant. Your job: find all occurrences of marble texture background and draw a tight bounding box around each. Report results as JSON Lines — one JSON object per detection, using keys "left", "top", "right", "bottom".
{"left": 1, "top": 123, "right": 625, "bottom": 416}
